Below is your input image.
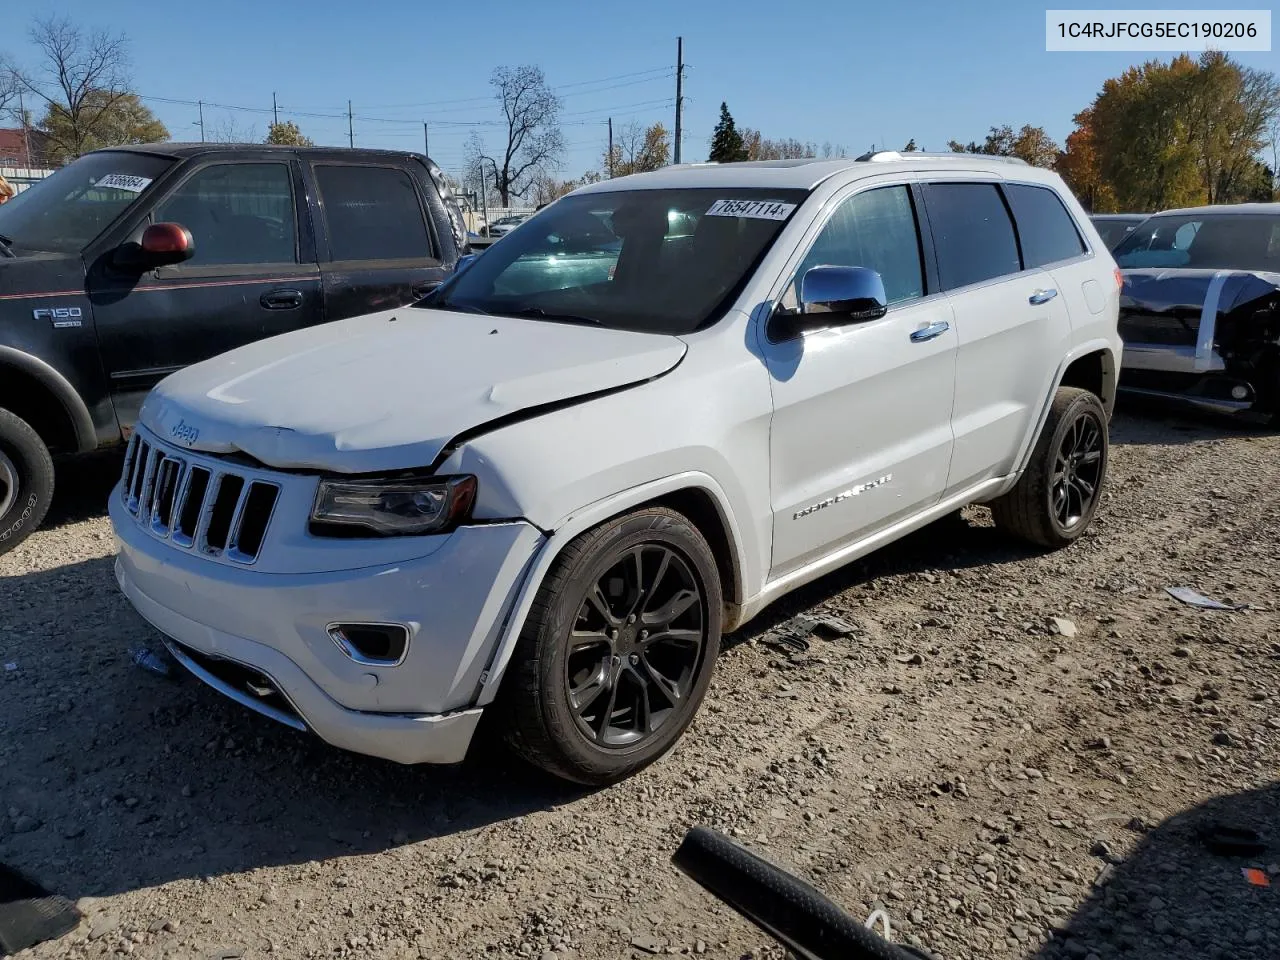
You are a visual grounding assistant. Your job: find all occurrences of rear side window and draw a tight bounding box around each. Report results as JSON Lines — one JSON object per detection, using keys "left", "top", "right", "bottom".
{"left": 315, "top": 165, "right": 433, "bottom": 261}
{"left": 923, "top": 183, "right": 1020, "bottom": 290}
{"left": 1004, "top": 184, "right": 1086, "bottom": 267}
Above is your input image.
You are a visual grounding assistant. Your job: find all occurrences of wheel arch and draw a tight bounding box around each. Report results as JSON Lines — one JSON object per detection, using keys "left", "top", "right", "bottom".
{"left": 1003, "top": 339, "right": 1118, "bottom": 490}
{"left": 473, "top": 472, "right": 749, "bottom": 708}
{"left": 0, "top": 347, "right": 97, "bottom": 455}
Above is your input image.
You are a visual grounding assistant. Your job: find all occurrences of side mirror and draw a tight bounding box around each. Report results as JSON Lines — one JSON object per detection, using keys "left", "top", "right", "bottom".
{"left": 115, "top": 222, "right": 195, "bottom": 270}
{"left": 799, "top": 265, "right": 888, "bottom": 324}
{"left": 454, "top": 253, "right": 479, "bottom": 273}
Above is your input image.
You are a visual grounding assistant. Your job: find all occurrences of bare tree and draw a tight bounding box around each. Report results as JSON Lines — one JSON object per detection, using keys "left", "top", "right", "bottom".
{"left": 18, "top": 16, "right": 131, "bottom": 161}
{"left": 465, "top": 65, "right": 564, "bottom": 205}
{"left": 207, "top": 115, "right": 259, "bottom": 144}
{"left": 0, "top": 55, "right": 18, "bottom": 119}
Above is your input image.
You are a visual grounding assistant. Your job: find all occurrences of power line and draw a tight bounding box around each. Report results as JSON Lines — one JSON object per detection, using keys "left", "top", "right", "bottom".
{"left": 350, "top": 67, "right": 673, "bottom": 111}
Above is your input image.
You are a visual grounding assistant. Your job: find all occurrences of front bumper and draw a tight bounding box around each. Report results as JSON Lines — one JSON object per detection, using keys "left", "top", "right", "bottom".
{"left": 111, "top": 491, "right": 545, "bottom": 765}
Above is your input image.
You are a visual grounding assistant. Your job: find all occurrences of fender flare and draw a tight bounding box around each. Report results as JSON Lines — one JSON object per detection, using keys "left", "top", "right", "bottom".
{"left": 0, "top": 346, "right": 98, "bottom": 453}
{"left": 473, "top": 471, "right": 750, "bottom": 707}
{"left": 1008, "top": 337, "right": 1118, "bottom": 483}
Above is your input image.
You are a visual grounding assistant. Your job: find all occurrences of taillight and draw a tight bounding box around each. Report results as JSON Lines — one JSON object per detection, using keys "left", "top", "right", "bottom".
{"left": 1114, "top": 268, "right": 1124, "bottom": 290}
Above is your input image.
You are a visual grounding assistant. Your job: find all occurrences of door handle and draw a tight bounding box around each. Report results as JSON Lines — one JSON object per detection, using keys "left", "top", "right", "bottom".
{"left": 412, "top": 281, "right": 441, "bottom": 299}
{"left": 1028, "top": 288, "right": 1059, "bottom": 305}
{"left": 909, "top": 320, "right": 950, "bottom": 343}
{"left": 260, "top": 289, "right": 304, "bottom": 310}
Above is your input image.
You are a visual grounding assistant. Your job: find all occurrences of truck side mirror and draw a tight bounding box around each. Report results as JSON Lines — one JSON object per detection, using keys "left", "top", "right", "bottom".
{"left": 115, "top": 222, "right": 195, "bottom": 270}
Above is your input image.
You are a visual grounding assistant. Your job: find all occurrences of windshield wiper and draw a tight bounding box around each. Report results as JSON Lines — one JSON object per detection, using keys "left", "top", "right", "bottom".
{"left": 506, "top": 307, "right": 604, "bottom": 326}
{"left": 0, "top": 235, "right": 13, "bottom": 258}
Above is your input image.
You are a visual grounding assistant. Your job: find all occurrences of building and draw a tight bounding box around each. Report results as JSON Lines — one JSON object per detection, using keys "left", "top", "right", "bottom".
{"left": 0, "top": 127, "right": 52, "bottom": 168}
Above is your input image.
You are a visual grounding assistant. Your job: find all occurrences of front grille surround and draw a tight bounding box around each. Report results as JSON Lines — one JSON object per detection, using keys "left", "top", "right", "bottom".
{"left": 120, "top": 431, "right": 281, "bottom": 565}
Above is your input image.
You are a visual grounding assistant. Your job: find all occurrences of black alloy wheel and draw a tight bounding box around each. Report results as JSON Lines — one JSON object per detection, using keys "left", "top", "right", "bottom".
{"left": 1051, "top": 408, "right": 1104, "bottom": 530}
{"left": 565, "top": 544, "right": 707, "bottom": 748}
{"left": 500, "top": 507, "right": 723, "bottom": 786}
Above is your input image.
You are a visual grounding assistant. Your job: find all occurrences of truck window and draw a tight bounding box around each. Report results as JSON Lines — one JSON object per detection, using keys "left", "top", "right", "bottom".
{"left": 314, "top": 165, "right": 433, "bottom": 262}
{"left": 153, "top": 163, "right": 297, "bottom": 266}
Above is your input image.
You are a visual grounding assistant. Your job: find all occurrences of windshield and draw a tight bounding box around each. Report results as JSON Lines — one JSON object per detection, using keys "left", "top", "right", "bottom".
{"left": 424, "top": 187, "right": 807, "bottom": 334}
{"left": 1114, "top": 213, "right": 1280, "bottom": 272}
{"left": 1092, "top": 217, "right": 1144, "bottom": 250}
{"left": 0, "top": 151, "right": 174, "bottom": 255}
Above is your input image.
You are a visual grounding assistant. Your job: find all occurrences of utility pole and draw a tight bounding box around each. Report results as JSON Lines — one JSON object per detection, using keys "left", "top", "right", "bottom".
{"left": 197, "top": 100, "right": 205, "bottom": 142}
{"left": 347, "top": 100, "right": 354, "bottom": 148}
{"left": 607, "top": 117, "right": 614, "bottom": 178}
{"left": 17, "top": 88, "right": 31, "bottom": 166}
{"left": 673, "top": 36, "right": 684, "bottom": 164}
{"left": 273, "top": 92, "right": 279, "bottom": 126}
{"left": 423, "top": 122, "right": 429, "bottom": 158}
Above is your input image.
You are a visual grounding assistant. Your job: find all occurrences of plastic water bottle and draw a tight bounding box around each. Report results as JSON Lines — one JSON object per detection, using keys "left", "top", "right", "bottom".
{"left": 130, "top": 647, "right": 171, "bottom": 678}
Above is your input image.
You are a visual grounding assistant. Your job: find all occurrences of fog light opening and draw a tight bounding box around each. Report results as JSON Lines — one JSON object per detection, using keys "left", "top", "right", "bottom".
{"left": 328, "top": 623, "right": 410, "bottom": 666}
{"left": 1231, "top": 385, "right": 1249, "bottom": 400}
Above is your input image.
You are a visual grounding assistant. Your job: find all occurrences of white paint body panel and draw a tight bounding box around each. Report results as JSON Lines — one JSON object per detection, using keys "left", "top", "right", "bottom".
{"left": 110, "top": 156, "right": 1121, "bottom": 765}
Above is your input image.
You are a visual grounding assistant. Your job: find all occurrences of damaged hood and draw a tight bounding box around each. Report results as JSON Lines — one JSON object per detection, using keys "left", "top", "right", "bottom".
{"left": 1121, "top": 267, "right": 1280, "bottom": 316}
{"left": 139, "top": 307, "right": 686, "bottom": 473}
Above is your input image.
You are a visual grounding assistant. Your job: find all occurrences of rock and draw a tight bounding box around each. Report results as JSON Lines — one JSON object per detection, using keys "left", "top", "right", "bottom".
{"left": 1173, "top": 750, "right": 1193, "bottom": 761}
{"left": 895, "top": 653, "right": 926, "bottom": 665}
{"left": 694, "top": 940, "right": 707, "bottom": 954}
{"left": 1174, "top": 646, "right": 1191, "bottom": 657}
{"left": 206, "top": 950, "right": 245, "bottom": 960}
{"left": 12, "top": 815, "right": 41, "bottom": 833}
{"left": 1211, "top": 731, "right": 1235, "bottom": 747}
{"left": 1050, "top": 618, "right": 1078, "bottom": 638}
{"left": 1086, "top": 736, "right": 1111, "bottom": 751}
{"left": 63, "top": 824, "right": 85, "bottom": 840}
{"left": 629, "top": 934, "right": 665, "bottom": 954}
{"left": 89, "top": 914, "right": 121, "bottom": 941}
{"left": 180, "top": 785, "right": 192, "bottom": 798}
{"left": 1148, "top": 897, "right": 1166, "bottom": 912}
{"left": 1245, "top": 929, "right": 1263, "bottom": 944}
{"left": 1010, "top": 923, "right": 1031, "bottom": 941}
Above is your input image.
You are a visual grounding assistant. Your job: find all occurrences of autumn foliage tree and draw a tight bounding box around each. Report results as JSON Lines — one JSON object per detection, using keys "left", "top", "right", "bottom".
{"left": 264, "top": 121, "right": 313, "bottom": 146}
{"left": 1084, "top": 52, "right": 1280, "bottom": 210}
{"left": 605, "top": 121, "right": 670, "bottom": 177}
{"left": 1055, "top": 108, "right": 1118, "bottom": 212}
{"left": 947, "top": 124, "right": 1059, "bottom": 167}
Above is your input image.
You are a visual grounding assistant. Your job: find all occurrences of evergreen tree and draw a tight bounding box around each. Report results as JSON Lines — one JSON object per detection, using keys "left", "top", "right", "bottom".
{"left": 708, "top": 102, "right": 747, "bottom": 163}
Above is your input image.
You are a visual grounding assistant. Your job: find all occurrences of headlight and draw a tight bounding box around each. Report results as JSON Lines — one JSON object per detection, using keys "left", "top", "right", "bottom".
{"left": 310, "top": 474, "right": 477, "bottom": 537}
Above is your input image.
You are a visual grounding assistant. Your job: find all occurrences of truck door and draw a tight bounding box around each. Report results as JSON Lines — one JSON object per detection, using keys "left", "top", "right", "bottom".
{"left": 307, "top": 161, "right": 450, "bottom": 320}
{"left": 90, "top": 156, "right": 322, "bottom": 426}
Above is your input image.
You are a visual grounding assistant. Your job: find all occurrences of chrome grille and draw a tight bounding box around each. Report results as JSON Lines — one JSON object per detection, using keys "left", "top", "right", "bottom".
{"left": 120, "top": 433, "right": 280, "bottom": 564}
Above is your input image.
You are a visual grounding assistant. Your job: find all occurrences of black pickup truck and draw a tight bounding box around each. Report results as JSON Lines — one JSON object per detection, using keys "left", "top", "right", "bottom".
{"left": 0, "top": 143, "right": 469, "bottom": 553}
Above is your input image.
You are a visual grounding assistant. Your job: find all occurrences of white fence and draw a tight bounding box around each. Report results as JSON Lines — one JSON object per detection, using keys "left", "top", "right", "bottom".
{"left": 1, "top": 167, "right": 56, "bottom": 193}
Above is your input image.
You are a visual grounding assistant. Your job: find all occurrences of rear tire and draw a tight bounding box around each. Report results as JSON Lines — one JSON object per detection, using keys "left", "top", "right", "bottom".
{"left": 991, "top": 387, "right": 1108, "bottom": 549}
{"left": 0, "top": 408, "right": 55, "bottom": 556}
{"left": 500, "top": 507, "right": 722, "bottom": 786}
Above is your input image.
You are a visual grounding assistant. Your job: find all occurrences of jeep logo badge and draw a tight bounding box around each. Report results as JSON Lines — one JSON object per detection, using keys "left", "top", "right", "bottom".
{"left": 170, "top": 419, "right": 200, "bottom": 446}
{"left": 34, "top": 306, "right": 84, "bottom": 328}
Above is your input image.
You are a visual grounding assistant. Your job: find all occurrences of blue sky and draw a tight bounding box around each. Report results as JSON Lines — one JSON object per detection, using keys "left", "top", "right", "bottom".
{"left": 11, "top": 0, "right": 1279, "bottom": 186}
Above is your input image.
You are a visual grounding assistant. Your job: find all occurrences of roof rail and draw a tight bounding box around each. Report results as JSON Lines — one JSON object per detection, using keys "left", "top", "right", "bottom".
{"left": 855, "top": 150, "right": 1029, "bottom": 166}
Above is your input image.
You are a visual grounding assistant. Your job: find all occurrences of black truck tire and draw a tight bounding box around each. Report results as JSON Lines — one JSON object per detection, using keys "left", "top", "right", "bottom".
{"left": 500, "top": 507, "right": 722, "bottom": 786}
{"left": 0, "top": 408, "right": 55, "bottom": 556}
{"left": 991, "top": 387, "right": 1108, "bottom": 549}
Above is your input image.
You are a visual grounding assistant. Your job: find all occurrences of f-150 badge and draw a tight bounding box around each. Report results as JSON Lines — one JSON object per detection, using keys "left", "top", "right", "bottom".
{"left": 34, "top": 306, "right": 83, "bottom": 328}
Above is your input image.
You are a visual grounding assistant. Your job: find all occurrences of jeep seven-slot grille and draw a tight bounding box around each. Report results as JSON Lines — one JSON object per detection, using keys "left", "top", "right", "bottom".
{"left": 121, "top": 434, "right": 279, "bottom": 563}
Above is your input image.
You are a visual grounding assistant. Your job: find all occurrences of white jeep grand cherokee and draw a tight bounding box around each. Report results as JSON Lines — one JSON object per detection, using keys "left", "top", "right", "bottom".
{"left": 111, "top": 152, "right": 1121, "bottom": 785}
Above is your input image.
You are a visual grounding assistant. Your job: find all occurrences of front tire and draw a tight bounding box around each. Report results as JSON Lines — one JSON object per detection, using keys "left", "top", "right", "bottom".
{"left": 0, "top": 408, "right": 55, "bottom": 556}
{"left": 991, "top": 387, "right": 1108, "bottom": 548}
{"left": 501, "top": 507, "right": 722, "bottom": 786}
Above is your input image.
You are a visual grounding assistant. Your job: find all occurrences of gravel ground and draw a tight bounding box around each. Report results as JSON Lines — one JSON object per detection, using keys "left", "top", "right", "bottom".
{"left": 1, "top": 404, "right": 1277, "bottom": 960}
